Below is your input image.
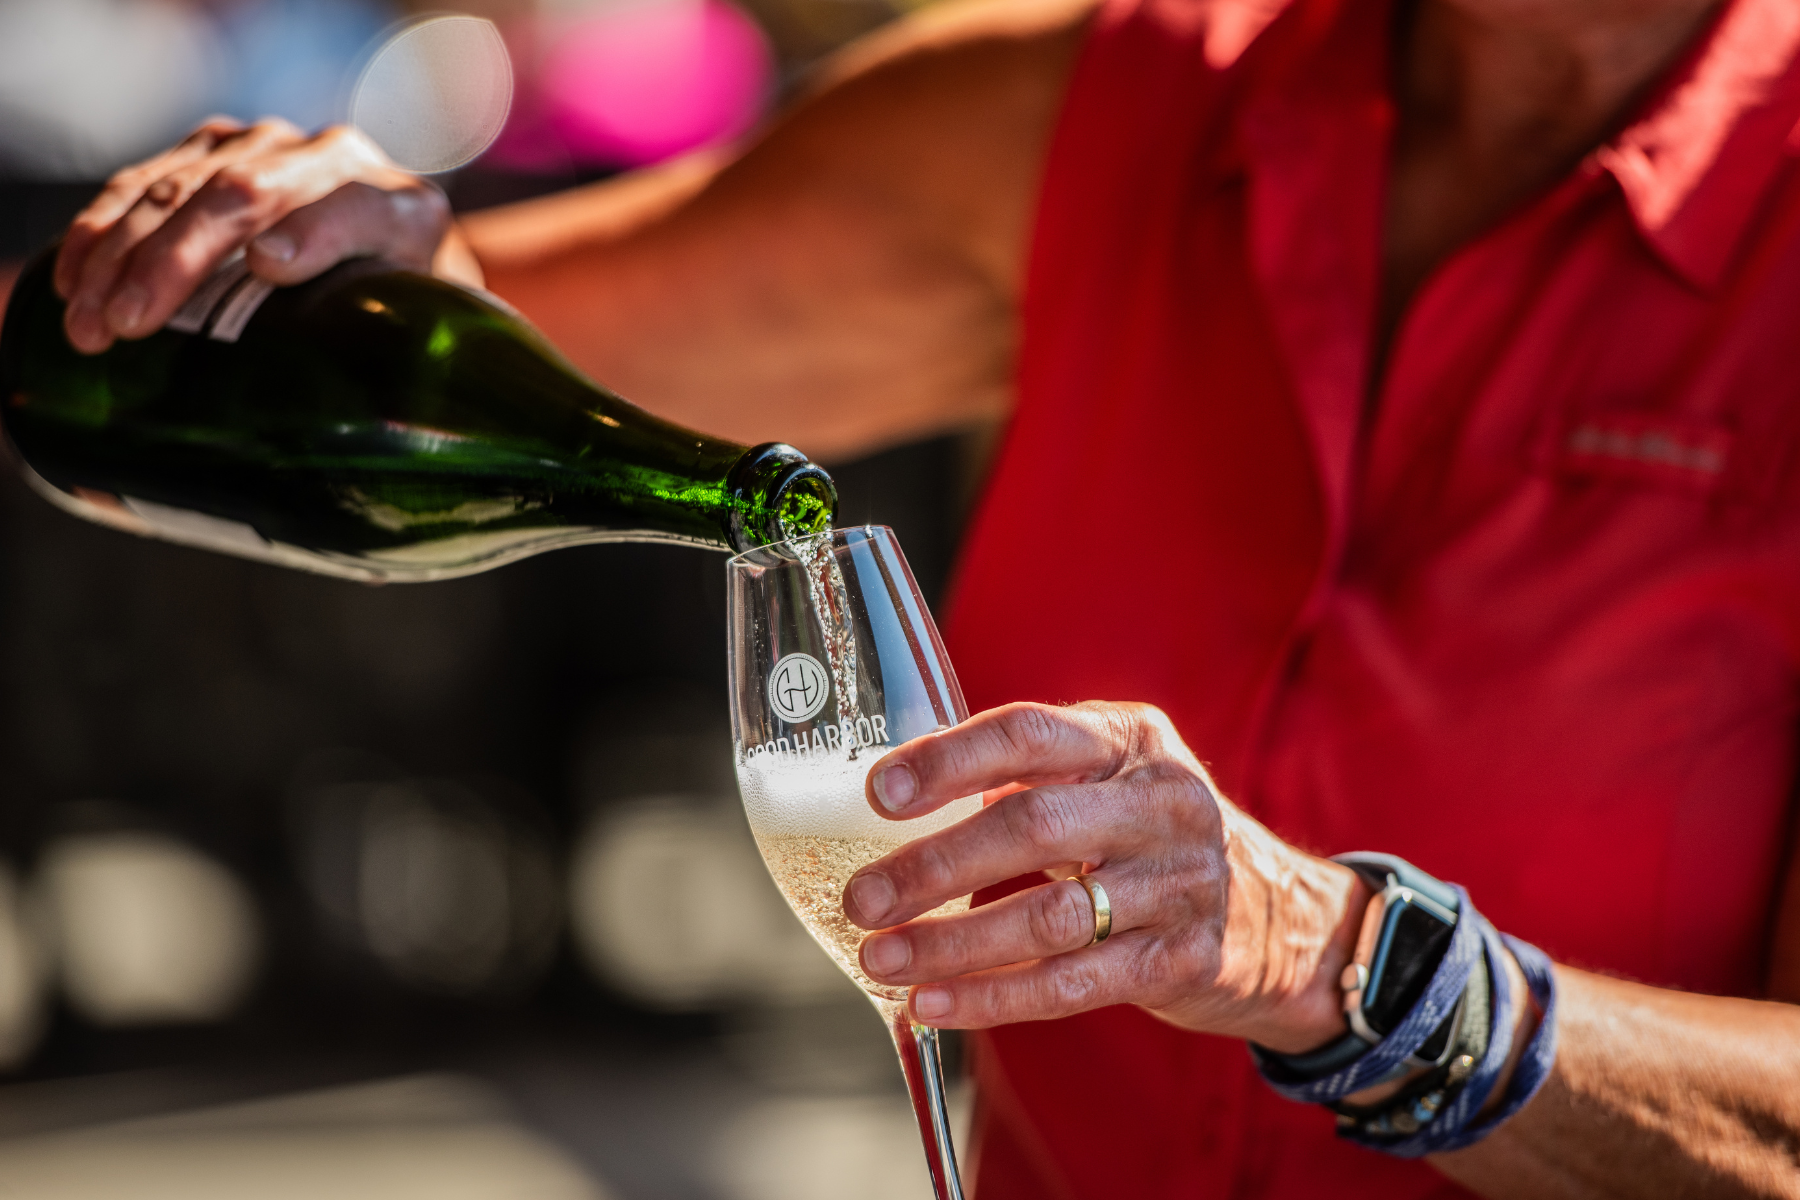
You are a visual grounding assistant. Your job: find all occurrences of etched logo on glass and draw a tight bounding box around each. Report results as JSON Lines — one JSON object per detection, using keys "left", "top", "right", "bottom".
{"left": 767, "top": 652, "right": 831, "bottom": 723}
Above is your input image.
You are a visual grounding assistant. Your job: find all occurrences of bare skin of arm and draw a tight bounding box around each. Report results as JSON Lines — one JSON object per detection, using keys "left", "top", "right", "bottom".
{"left": 1389, "top": 6, "right": 1800, "bottom": 1192}
{"left": 43, "top": 0, "right": 1800, "bottom": 1193}
{"left": 834, "top": 702, "right": 1800, "bottom": 1199}
{"left": 461, "top": 0, "right": 1089, "bottom": 456}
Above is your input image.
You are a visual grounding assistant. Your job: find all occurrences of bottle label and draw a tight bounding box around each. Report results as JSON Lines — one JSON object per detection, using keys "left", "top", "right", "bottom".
{"left": 18, "top": 464, "right": 278, "bottom": 564}
{"left": 166, "top": 252, "right": 275, "bottom": 343}
{"left": 118, "top": 495, "right": 273, "bottom": 557}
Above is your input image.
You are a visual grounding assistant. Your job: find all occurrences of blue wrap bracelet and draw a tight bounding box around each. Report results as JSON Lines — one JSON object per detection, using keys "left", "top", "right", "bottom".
{"left": 1252, "top": 885, "right": 1559, "bottom": 1155}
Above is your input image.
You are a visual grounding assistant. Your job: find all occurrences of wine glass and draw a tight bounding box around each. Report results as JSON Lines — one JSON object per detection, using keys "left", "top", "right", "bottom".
{"left": 727, "top": 526, "right": 979, "bottom": 1200}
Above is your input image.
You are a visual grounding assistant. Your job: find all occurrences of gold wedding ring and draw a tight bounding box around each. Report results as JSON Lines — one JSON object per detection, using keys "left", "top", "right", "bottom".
{"left": 1074, "top": 873, "right": 1112, "bottom": 947}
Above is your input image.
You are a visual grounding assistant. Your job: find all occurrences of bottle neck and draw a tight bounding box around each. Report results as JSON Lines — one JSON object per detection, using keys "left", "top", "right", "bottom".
{"left": 725, "top": 443, "right": 837, "bottom": 551}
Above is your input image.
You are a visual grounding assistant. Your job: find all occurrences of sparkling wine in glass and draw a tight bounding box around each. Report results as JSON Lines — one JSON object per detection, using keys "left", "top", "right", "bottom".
{"left": 728, "top": 526, "right": 979, "bottom": 1200}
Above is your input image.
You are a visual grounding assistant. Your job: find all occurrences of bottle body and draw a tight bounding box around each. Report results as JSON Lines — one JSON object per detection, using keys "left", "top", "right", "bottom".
{"left": 0, "top": 251, "right": 836, "bottom": 582}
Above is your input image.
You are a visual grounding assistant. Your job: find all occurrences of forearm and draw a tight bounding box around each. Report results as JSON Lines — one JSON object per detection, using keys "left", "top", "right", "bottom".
{"left": 456, "top": 0, "right": 1093, "bottom": 458}
{"left": 1435, "top": 968, "right": 1800, "bottom": 1199}
{"left": 460, "top": 147, "right": 1013, "bottom": 458}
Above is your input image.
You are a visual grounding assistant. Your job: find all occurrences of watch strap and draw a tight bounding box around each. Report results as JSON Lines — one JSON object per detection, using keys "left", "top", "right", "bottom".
{"left": 1334, "top": 851, "right": 1461, "bottom": 915}
{"left": 1252, "top": 853, "right": 1465, "bottom": 1085}
{"left": 1330, "top": 949, "right": 1492, "bottom": 1137}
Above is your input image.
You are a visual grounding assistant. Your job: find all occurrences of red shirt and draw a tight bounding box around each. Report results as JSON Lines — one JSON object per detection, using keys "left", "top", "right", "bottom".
{"left": 942, "top": 0, "right": 1800, "bottom": 1195}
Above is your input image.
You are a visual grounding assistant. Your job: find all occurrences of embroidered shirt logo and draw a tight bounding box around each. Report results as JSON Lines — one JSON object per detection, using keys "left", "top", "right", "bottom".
{"left": 1558, "top": 414, "right": 1732, "bottom": 492}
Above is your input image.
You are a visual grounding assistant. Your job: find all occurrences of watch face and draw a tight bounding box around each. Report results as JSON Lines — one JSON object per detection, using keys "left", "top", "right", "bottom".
{"left": 1366, "top": 897, "right": 1457, "bottom": 1037}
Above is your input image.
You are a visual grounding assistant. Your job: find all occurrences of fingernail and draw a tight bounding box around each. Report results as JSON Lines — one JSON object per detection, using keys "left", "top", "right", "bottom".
{"left": 846, "top": 871, "right": 895, "bottom": 925}
{"left": 872, "top": 764, "right": 916, "bottom": 812}
{"left": 106, "top": 282, "right": 148, "bottom": 334}
{"left": 252, "top": 231, "right": 296, "bottom": 264}
{"left": 862, "top": 932, "right": 909, "bottom": 977}
{"left": 912, "top": 986, "right": 951, "bottom": 1021}
{"left": 65, "top": 298, "right": 100, "bottom": 345}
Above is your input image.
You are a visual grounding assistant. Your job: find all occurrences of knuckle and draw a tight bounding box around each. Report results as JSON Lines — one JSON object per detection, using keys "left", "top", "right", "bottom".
{"left": 1103, "top": 705, "right": 1146, "bottom": 759}
{"left": 205, "top": 163, "right": 262, "bottom": 204}
{"left": 903, "top": 839, "right": 958, "bottom": 901}
{"left": 1174, "top": 770, "right": 1219, "bottom": 815}
{"left": 407, "top": 181, "right": 451, "bottom": 224}
{"left": 311, "top": 124, "right": 357, "bottom": 151}
{"left": 1008, "top": 703, "right": 1064, "bottom": 756}
{"left": 194, "top": 116, "right": 246, "bottom": 138}
{"left": 1029, "top": 884, "right": 1090, "bottom": 950}
{"left": 174, "top": 121, "right": 242, "bottom": 158}
{"left": 1006, "top": 788, "right": 1077, "bottom": 853}
{"left": 140, "top": 174, "right": 187, "bottom": 209}
{"left": 318, "top": 124, "right": 392, "bottom": 169}
{"left": 985, "top": 702, "right": 1062, "bottom": 767}
{"left": 341, "top": 179, "right": 400, "bottom": 218}
{"left": 1047, "top": 966, "right": 1100, "bottom": 1012}
{"left": 252, "top": 116, "right": 304, "bottom": 141}
{"left": 1132, "top": 938, "right": 1193, "bottom": 1002}
{"left": 1132, "top": 705, "right": 1181, "bottom": 752}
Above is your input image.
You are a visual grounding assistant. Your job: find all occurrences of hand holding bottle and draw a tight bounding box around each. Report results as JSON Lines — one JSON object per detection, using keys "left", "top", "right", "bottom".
{"left": 54, "top": 118, "right": 463, "bottom": 356}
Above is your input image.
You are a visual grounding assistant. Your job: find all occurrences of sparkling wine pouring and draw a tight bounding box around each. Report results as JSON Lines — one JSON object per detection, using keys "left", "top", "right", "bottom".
{"left": 728, "top": 525, "right": 979, "bottom": 1200}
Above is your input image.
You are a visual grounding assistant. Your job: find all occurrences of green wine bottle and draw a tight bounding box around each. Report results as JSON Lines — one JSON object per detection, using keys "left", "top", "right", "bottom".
{"left": 0, "top": 249, "right": 836, "bottom": 582}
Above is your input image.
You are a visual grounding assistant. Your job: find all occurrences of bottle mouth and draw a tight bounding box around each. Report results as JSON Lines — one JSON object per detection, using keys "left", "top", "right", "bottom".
{"left": 725, "top": 442, "right": 839, "bottom": 551}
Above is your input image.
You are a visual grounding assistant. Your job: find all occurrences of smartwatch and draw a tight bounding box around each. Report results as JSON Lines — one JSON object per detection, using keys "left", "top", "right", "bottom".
{"left": 1252, "top": 853, "right": 1464, "bottom": 1082}
{"left": 1336, "top": 853, "right": 1462, "bottom": 1069}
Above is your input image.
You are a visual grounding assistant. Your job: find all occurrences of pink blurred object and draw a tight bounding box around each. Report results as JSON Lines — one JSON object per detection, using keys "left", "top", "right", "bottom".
{"left": 489, "top": 0, "right": 772, "bottom": 171}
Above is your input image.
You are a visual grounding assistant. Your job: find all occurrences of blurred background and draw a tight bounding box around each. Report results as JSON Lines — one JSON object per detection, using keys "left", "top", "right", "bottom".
{"left": 0, "top": 1, "right": 984, "bottom": 1196}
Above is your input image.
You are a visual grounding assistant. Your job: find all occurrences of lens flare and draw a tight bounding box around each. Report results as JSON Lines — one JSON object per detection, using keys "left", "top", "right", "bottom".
{"left": 351, "top": 15, "right": 514, "bottom": 174}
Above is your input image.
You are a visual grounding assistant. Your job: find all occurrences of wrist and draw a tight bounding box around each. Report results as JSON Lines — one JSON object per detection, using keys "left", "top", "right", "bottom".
{"left": 1221, "top": 811, "right": 1372, "bottom": 1052}
{"left": 1250, "top": 866, "right": 1563, "bottom": 1157}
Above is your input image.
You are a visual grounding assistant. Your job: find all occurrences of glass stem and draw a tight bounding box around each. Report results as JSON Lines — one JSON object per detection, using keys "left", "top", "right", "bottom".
{"left": 889, "top": 1015, "right": 965, "bottom": 1200}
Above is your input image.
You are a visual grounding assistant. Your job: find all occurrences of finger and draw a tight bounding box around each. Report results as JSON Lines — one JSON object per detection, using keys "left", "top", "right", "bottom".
{"left": 906, "top": 929, "right": 1155, "bottom": 1028}
{"left": 247, "top": 175, "right": 449, "bottom": 284}
{"left": 66, "top": 118, "right": 290, "bottom": 307}
{"left": 67, "top": 120, "right": 308, "bottom": 351}
{"left": 56, "top": 118, "right": 247, "bottom": 299}
{"left": 82, "top": 125, "right": 401, "bottom": 348}
{"left": 859, "top": 875, "right": 1106, "bottom": 986}
{"left": 844, "top": 780, "right": 1139, "bottom": 928}
{"left": 866, "top": 701, "right": 1141, "bottom": 820}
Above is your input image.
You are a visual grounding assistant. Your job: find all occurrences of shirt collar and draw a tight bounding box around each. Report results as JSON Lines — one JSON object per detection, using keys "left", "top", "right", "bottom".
{"left": 1223, "top": 0, "right": 1800, "bottom": 541}
{"left": 1594, "top": 0, "right": 1800, "bottom": 289}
